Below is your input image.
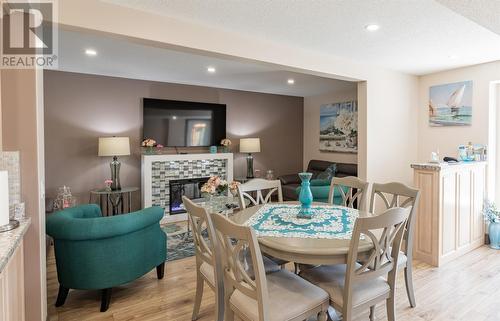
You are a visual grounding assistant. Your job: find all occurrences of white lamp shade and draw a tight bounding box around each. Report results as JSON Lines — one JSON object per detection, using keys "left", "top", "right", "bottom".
{"left": 98, "top": 137, "right": 131, "bottom": 156}
{"left": 240, "top": 138, "right": 261, "bottom": 153}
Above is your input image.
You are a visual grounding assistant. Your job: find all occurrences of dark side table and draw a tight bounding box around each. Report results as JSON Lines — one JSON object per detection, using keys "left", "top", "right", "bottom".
{"left": 89, "top": 187, "right": 139, "bottom": 216}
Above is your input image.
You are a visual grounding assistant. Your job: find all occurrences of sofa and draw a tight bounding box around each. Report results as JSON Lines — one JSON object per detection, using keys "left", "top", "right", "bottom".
{"left": 46, "top": 204, "right": 167, "bottom": 312}
{"left": 279, "top": 160, "right": 358, "bottom": 202}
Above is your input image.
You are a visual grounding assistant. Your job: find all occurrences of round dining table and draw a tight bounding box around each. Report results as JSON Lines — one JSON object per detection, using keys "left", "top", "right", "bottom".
{"left": 230, "top": 201, "right": 374, "bottom": 265}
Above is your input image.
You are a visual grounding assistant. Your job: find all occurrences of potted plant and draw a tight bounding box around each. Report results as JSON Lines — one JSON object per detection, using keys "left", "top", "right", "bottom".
{"left": 483, "top": 201, "right": 500, "bottom": 249}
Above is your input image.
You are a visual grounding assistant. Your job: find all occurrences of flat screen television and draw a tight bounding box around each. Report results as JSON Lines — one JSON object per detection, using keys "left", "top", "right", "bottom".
{"left": 143, "top": 98, "right": 226, "bottom": 147}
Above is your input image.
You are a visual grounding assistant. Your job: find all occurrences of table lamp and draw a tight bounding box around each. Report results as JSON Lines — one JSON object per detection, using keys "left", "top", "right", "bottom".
{"left": 98, "top": 136, "right": 130, "bottom": 190}
{"left": 240, "top": 138, "right": 260, "bottom": 179}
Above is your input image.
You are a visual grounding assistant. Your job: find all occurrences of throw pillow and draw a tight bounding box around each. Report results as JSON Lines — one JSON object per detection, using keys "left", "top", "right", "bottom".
{"left": 317, "top": 164, "right": 337, "bottom": 181}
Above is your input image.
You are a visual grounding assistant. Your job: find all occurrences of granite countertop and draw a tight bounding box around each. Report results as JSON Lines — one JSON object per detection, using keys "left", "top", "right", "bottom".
{"left": 411, "top": 161, "right": 487, "bottom": 171}
{"left": 0, "top": 218, "right": 31, "bottom": 273}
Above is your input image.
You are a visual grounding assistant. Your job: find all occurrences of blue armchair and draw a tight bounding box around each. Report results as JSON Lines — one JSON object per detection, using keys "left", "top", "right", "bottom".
{"left": 46, "top": 204, "right": 166, "bottom": 312}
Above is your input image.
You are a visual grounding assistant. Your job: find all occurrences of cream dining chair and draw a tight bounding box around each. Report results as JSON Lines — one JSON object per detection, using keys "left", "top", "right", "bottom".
{"left": 328, "top": 176, "right": 369, "bottom": 211}
{"left": 237, "top": 178, "right": 289, "bottom": 269}
{"left": 369, "top": 182, "right": 420, "bottom": 308}
{"left": 182, "top": 196, "right": 280, "bottom": 321}
{"left": 183, "top": 196, "right": 224, "bottom": 321}
{"left": 211, "top": 213, "right": 330, "bottom": 321}
{"left": 237, "top": 178, "right": 283, "bottom": 210}
{"left": 300, "top": 207, "right": 410, "bottom": 321}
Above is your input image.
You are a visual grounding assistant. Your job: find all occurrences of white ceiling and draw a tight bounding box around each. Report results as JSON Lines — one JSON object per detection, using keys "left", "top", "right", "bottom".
{"left": 102, "top": 0, "right": 500, "bottom": 75}
{"left": 436, "top": 0, "right": 500, "bottom": 36}
{"left": 53, "top": 29, "right": 356, "bottom": 97}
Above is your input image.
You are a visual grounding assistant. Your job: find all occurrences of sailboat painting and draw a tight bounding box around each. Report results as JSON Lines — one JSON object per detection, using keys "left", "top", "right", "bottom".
{"left": 429, "top": 81, "right": 472, "bottom": 126}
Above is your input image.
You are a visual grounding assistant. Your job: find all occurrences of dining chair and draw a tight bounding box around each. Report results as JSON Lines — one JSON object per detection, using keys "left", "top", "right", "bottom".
{"left": 182, "top": 197, "right": 280, "bottom": 321}
{"left": 210, "top": 213, "right": 330, "bottom": 321}
{"left": 300, "top": 207, "right": 410, "bottom": 321}
{"left": 183, "top": 196, "right": 224, "bottom": 321}
{"left": 370, "top": 182, "right": 421, "bottom": 308}
{"left": 237, "top": 178, "right": 283, "bottom": 210}
{"left": 236, "top": 178, "right": 289, "bottom": 269}
{"left": 328, "top": 176, "right": 369, "bottom": 210}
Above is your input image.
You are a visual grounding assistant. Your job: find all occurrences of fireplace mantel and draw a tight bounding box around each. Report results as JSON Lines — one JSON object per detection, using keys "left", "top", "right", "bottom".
{"left": 141, "top": 153, "right": 234, "bottom": 222}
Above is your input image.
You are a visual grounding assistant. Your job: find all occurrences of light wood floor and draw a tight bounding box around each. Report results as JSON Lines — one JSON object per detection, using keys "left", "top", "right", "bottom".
{"left": 47, "top": 246, "right": 500, "bottom": 321}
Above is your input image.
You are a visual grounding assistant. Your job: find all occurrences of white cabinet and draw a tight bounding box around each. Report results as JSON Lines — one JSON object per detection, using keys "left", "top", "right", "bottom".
{"left": 412, "top": 162, "right": 486, "bottom": 266}
{"left": 0, "top": 241, "right": 25, "bottom": 321}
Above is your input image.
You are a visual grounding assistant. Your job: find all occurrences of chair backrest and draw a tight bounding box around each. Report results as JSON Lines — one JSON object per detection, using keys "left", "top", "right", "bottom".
{"left": 344, "top": 207, "right": 409, "bottom": 309}
{"left": 237, "top": 178, "right": 283, "bottom": 209}
{"left": 369, "top": 182, "right": 420, "bottom": 255}
{"left": 328, "top": 176, "right": 369, "bottom": 210}
{"left": 211, "top": 214, "right": 269, "bottom": 320}
{"left": 182, "top": 197, "right": 224, "bottom": 317}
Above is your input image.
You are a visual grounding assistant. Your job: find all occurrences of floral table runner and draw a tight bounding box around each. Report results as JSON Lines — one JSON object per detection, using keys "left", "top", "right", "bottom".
{"left": 244, "top": 204, "right": 359, "bottom": 239}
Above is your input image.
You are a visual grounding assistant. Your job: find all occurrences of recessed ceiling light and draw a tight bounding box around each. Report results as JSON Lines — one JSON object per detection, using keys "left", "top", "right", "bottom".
{"left": 85, "top": 49, "right": 97, "bottom": 56}
{"left": 172, "top": 116, "right": 177, "bottom": 120}
{"left": 287, "top": 79, "right": 295, "bottom": 85}
{"left": 365, "top": 24, "right": 380, "bottom": 32}
{"left": 207, "top": 66, "right": 216, "bottom": 73}
{"left": 449, "top": 54, "right": 458, "bottom": 59}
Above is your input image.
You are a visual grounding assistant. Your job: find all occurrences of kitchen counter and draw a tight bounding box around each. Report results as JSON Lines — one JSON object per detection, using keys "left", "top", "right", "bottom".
{"left": 411, "top": 161, "right": 487, "bottom": 171}
{"left": 0, "top": 218, "right": 30, "bottom": 273}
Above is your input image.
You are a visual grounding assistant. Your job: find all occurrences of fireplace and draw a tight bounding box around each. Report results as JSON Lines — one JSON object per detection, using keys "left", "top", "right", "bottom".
{"left": 169, "top": 177, "right": 209, "bottom": 214}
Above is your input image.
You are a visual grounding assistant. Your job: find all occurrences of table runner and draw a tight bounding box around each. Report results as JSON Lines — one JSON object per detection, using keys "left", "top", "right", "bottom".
{"left": 244, "top": 204, "right": 359, "bottom": 239}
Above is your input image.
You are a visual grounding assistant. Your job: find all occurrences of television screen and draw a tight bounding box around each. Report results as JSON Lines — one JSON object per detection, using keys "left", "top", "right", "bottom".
{"left": 143, "top": 98, "right": 226, "bottom": 147}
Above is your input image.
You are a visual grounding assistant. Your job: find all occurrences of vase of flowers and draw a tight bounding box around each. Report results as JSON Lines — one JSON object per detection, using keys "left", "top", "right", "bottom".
{"left": 104, "top": 179, "right": 113, "bottom": 192}
{"left": 201, "top": 176, "right": 228, "bottom": 199}
{"left": 220, "top": 138, "right": 232, "bottom": 153}
{"left": 229, "top": 181, "right": 241, "bottom": 197}
{"left": 141, "top": 138, "right": 157, "bottom": 154}
{"left": 483, "top": 201, "right": 500, "bottom": 249}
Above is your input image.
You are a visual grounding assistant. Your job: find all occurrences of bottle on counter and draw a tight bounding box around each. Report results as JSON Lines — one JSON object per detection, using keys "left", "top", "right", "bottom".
{"left": 466, "top": 142, "right": 474, "bottom": 161}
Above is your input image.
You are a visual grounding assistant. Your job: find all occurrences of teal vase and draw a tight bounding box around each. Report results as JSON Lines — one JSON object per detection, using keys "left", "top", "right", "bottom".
{"left": 297, "top": 172, "right": 313, "bottom": 219}
{"left": 489, "top": 222, "right": 500, "bottom": 250}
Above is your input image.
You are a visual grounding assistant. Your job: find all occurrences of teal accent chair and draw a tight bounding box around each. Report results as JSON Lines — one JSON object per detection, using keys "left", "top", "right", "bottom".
{"left": 46, "top": 204, "right": 166, "bottom": 312}
{"left": 295, "top": 179, "right": 347, "bottom": 204}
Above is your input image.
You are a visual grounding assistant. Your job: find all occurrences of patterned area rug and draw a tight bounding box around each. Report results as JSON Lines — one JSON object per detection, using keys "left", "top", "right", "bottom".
{"left": 161, "top": 223, "right": 196, "bottom": 262}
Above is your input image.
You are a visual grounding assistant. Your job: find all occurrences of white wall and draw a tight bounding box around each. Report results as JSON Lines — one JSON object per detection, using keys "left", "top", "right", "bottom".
{"left": 417, "top": 61, "right": 500, "bottom": 162}
{"left": 303, "top": 87, "right": 358, "bottom": 168}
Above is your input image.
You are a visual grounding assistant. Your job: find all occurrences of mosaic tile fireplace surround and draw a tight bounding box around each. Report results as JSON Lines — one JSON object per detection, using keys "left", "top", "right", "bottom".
{"left": 142, "top": 153, "right": 234, "bottom": 222}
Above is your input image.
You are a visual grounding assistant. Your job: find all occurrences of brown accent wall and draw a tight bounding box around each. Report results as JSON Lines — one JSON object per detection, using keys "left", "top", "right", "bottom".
{"left": 44, "top": 71, "right": 303, "bottom": 207}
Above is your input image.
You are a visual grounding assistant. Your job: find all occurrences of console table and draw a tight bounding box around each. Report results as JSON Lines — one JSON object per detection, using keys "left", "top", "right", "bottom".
{"left": 89, "top": 187, "right": 139, "bottom": 216}
{"left": 412, "top": 161, "right": 486, "bottom": 266}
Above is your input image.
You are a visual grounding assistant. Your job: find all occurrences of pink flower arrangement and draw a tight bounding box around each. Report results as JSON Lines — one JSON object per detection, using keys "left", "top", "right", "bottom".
{"left": 201, "top": 176, "right": 241, "bottom": 196}
{"left": 141, "top": 138, "right": 156, "bottom": 147}
{"left": 220, "top": 138, "right": 232, "bottom": 147}
{"left": 229, "top": 181, "right": 240, "bottom": 192}
{"left": 201, "top": 176, "right": 227, "bottom": 194}
{"left": 104, "top": 179, "right": 113, "bottom": 190}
